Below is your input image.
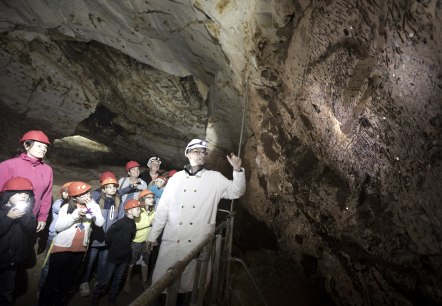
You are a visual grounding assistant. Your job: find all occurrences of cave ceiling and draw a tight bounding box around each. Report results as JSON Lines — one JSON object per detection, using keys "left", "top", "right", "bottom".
{"left": 1, "top": 0, "right": 441, "bottom": 305}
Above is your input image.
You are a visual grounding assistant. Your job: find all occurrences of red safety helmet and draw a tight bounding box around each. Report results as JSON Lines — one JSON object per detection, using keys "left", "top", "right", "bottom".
{"left": 1, "top": 177, "right": 34, "bottom": 192}
{"left": 99, "top": 171, "right": 117, "bottom": 183}
{"left": 101, "top": 177, "right": 119, "bottom": 188}
{"left": 125, "top": 161, "right": 140, "bottom": 171}
{"left": 124, "top": 199, "right": 142, "bottom": 210}
{"left": 68, "top": 181, "right": 91, "bottom": 197}
{"left": 168, "top": 169, "right": 177, "bottom": 177}
{"left": 20, "top": 130, "right": 50, "bottom": 145}
{"left": 138, "top": 189, "right": 154, "bottom": 200}
{"left": 59, "top": 181, "right": 72, "bottom": 195}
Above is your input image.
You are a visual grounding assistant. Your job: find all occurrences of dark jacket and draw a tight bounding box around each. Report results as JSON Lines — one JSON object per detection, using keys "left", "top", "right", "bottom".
{"left": 105, "top": 216, "right": 136, "bottom": 264}
{"left": 90, "top": 189, "right": 124, "bottom": 247}
{"left": 0, "top": 203, "right": 36, "bottom": 269}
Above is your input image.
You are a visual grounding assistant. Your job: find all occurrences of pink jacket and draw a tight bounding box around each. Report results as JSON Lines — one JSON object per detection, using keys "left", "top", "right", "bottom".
{"left": 0, "top": 153, "right": 53, "bottom": 222}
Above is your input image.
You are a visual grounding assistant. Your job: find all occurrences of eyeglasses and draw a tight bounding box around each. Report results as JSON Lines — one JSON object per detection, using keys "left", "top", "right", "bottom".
{"left": 146, "top": 196, "right": 155, "bottom": 199}
{"left": 190, "top": 150, "right": 208, "bottom": 155}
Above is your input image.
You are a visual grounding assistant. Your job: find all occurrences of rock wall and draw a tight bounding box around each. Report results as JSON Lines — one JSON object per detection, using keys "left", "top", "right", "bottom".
{"left": 244, "top": 0, "right": 442, "bottom": 305}
{"left": 0, "top": 0, "right": 441, "bottom": 305}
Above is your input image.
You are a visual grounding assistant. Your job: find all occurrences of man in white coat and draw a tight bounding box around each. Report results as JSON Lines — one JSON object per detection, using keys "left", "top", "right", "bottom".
{"left": 147, "top": 139, "right": 246, "bottom": 305}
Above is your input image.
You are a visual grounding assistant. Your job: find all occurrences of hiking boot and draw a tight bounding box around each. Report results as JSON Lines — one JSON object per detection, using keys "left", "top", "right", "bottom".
{"left": 80, "top": 282, "right": 90, "bottom": 297}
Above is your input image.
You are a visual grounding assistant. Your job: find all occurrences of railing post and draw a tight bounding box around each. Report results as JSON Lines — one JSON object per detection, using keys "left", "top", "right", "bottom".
{"left": 209, "top": 234, "right": 222, "bottom": 305}
{"left": 220, "top": 215, "right": 231, "bottom": 300}
{"left": 190, "top": 248, "right": 203, "bottom": 305}
{"left": 223, "top": 212, "right": 235, "bottom": 303}
{"left": 196, "top": 243, "right": 211, "bottom": 306}
{"left": 165, "top": 273, "right": 181, "bottom": 306}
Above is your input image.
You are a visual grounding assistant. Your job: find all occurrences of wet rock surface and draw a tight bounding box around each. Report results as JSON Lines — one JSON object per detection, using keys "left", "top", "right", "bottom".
{"left": 1, "top": 0, "right": 441, "bottom": 305}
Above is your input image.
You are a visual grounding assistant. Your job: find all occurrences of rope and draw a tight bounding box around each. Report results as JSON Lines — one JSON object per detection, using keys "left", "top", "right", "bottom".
{"left": 230, "top": 77, "right": 250, "bottom": 213}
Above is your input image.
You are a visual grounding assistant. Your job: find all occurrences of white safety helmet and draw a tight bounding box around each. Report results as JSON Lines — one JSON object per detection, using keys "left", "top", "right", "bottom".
{"left": 147, "top": 157, "right": 161, "bottom": 167}
{"left": 185, "top": 139, "right": 208, "bottom": 156}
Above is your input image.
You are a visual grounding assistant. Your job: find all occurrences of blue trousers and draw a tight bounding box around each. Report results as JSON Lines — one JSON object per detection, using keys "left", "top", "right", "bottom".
{"left": 93, "top": 261, "right": 128, "bottom": 302}
{"left": 81, "top": 246, "right": 108, "bottom": 284}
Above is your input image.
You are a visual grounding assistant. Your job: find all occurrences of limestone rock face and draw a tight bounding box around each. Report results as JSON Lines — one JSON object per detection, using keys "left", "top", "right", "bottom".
{"left": 244, "top": 0, "right": 442, "bottom": 305}
{"left": 0, "top": 0, "right": 441, "bottom": 305}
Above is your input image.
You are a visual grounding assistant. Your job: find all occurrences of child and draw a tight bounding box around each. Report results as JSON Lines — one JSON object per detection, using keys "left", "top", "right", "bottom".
{"left": 38, "top": 182, "right": 104, "bottom": 306}
{"left": 91, "top": 199, "right": 141, "bottom": 306}
{"left": 123, "top": 190, "right": 156, "bottom": 292}
{"left": 0, "top": 177, "right": 36, "bottom": 305}
{"left": 38, "top": 181, "right": 71, "bottom": 292}
{"left": 91, "top": 171, "right": 118, "bottom": 200}
{"left": 148, "top": 176, "right": 167, "bottom": 208}
{"left": 79, "top": 174, "right": 124, "bottom": 296}
{"left": 118, "top": 161, "right": 147, "bottom": 205}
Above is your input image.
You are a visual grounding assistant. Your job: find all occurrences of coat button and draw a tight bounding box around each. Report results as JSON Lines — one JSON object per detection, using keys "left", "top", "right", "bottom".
{"left": 190, "top": 222, "right": 193, "bottom": 225}
{"left": 177, "top": 240, "right": 180, "bottom": 243}
{"left": 179, "top": 222, "right": 182, "bottom": 225}
{"left": 188, "top": 240, "right": 191, "bottom": 242}
{"left": 193, "top": 205, "right": 195, "bottom": 208}
{"left": 194, "top": 189, "right": 197, "bottom": 192}
{"left": 181, "top": 205, "right": 184, "bottom": 208}
{"left": 184, "top": 189, "right": 187, "bottom": 192}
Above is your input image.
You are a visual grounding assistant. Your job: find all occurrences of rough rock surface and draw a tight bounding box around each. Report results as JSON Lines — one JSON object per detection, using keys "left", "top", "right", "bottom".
{"left": 0, "top": 0, "right": 441, "bottom": 305}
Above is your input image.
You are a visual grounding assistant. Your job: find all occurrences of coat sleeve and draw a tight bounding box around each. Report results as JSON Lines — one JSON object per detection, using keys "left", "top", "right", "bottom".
{"left": 105, "top": 220, "right": 120, "bottom": 246}
{"left": 219, "top": 169, "right": 246, "bottom": 199}
{"left": 19, "top": 210, "right": 37, "bottom": 233}
{"left": 38, "top": 166, "right": 53, "bottom": 222}
{"left": 147, "top": 182, "right": 172, "bottom": 242}
{"left": 89, "top": 201, "right": 105, "bottom": 227}
{"left": 55, "top": 205, "right": 79, "bottom": 232}
{"left": 0, "top": 210, "right": 14, "bottom": 236}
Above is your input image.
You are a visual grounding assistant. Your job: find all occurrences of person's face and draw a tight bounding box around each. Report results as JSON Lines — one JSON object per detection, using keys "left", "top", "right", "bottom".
{"left": 143, "top": 195, "right": 155, "bottom": 207}
{"left": 9, "top": 192, "right": 30, "bottom": 209}
{"left": 149, "top": 161, "right": 160, "bottom": 172}
{"left": 103, "top": 184, "right": 117, "bottom": 196}
{"left": 25, "top": 141, "right": 48, "bottom": 159}
{"left": 76, "top": 191, "right": 91, "bottom": 205}
{"left": 155, "top": 179, "right": 166, "bottom": 188}
{"left": 131, "top": 206, "right": 141, "bottom": 218}
{"left": 187, "top": 148, "right": 207, "bottom": 166}
{"left": 128, "top": 167, "right": 140, "bottom": 178}
{"left": 61, "top": 190, "right": 69, "bottom": 200}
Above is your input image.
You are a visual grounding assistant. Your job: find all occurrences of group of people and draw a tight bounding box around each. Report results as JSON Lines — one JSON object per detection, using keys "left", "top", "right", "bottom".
{"left": 0, "top": 130, "right": 246, "bottom": 306}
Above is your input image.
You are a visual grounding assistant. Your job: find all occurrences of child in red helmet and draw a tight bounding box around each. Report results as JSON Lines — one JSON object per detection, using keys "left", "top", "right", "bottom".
{"left": 123, "top": 190, "right": 156, "bottom": 292}
{"left": 38, "top": 182, "right": 104, "bottom": 306}
{"left": 0, "top": 177, "right": 37, "bottom": 305}
{"left": 79, "top": 172, "right": 124, "bottom": 297}
{"left": 91, "top": 199, "right": 141, "bottom": 306}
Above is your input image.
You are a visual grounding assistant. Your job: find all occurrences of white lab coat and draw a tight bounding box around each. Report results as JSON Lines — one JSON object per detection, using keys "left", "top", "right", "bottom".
{"left": 148, "top": 167, "right": 246, "bottom": 292}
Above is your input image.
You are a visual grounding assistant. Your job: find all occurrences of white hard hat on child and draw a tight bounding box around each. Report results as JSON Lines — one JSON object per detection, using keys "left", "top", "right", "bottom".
{"left": 147, "top": 157, "right": 161, "bottom": 167}
{"left": 185, "top": 139, "right": 208, "bottom": 156}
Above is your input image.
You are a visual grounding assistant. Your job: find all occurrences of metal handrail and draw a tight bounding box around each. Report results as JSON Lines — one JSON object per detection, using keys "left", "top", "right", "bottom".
{"left": 129, "top": 222, "right": 225, "bottom": 306}
{"left": 231, "top": 258, "right": 269, "bottom": 306}
{"left": 129, "top": 211, "right": 268, "bottom": 306}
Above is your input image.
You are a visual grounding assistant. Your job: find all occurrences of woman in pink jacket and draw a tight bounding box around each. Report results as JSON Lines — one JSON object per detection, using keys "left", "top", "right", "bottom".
{"left": 0, "top": 130, "right": 53, "bottom": 232}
